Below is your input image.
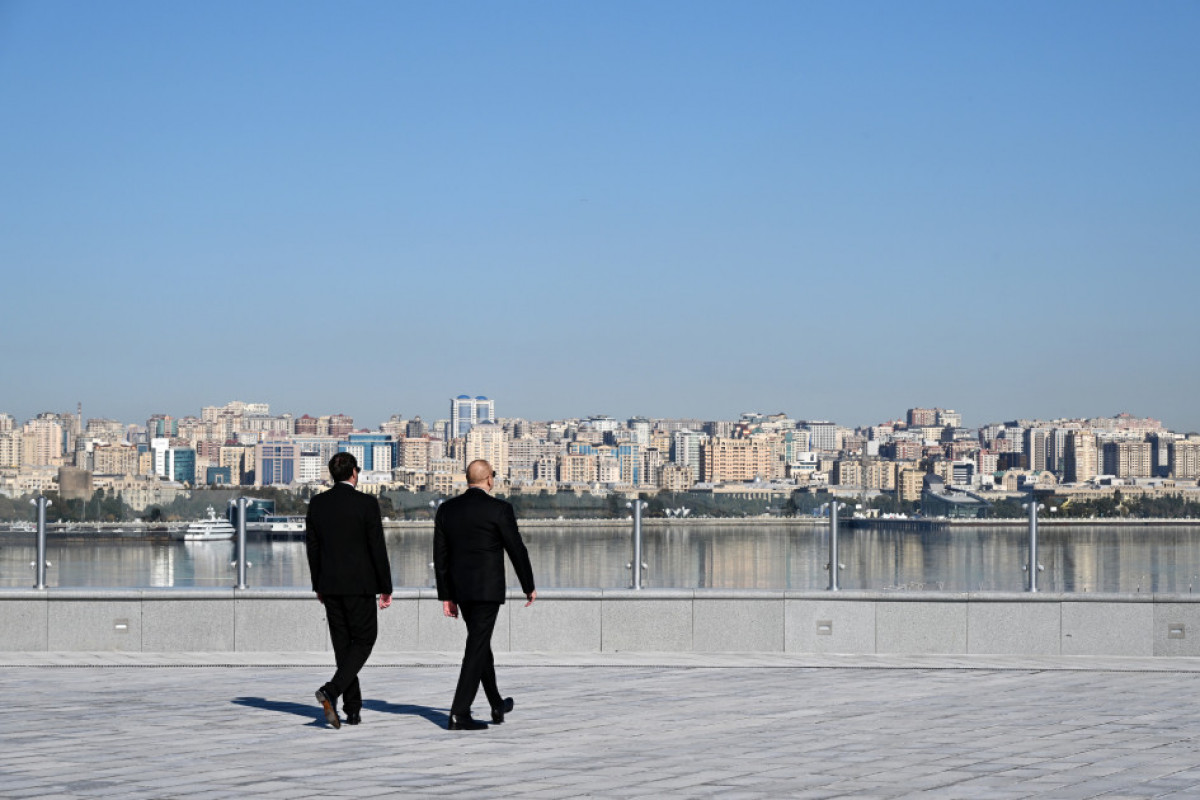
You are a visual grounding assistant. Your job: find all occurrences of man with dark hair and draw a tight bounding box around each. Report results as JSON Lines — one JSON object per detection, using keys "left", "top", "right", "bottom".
{"left": 306, "top": 451, "right": 393, "bottom": 729}
{"left": 434, "top": 459, "right": 536, "bottom": 730}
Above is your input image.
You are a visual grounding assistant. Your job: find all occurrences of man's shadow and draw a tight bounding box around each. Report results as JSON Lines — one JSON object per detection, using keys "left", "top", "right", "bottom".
{"left": 362, "top": 699, "right": 447, "bottom": 727}
{"left": 232, "top": 696, "right": 446, "bottom": 728}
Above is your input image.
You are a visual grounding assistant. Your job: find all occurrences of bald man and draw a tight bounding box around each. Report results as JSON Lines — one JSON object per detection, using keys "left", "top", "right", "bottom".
{"left": 434, "top": 459, "right": 536, "bottom": 730}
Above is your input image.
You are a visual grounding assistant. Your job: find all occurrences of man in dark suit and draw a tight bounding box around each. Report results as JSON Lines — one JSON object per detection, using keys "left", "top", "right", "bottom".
{"left": 434, "top": 459, "right": 536, "bottom": 731}
{"left": 305, "top": 451, "right": 393, "bottom": 729}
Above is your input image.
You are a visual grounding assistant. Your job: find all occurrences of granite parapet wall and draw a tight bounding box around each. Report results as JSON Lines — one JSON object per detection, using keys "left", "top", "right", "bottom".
{"left": 3, "top": 589, "right": 1197, "bottom": 656}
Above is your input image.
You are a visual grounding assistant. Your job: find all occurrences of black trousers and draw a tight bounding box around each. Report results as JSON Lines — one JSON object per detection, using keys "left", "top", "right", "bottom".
{"left": 322, "top": 594, "right": 378, "bottom": 714}
{"left": 451, "top": 600, "right": 503, "bottom": 716}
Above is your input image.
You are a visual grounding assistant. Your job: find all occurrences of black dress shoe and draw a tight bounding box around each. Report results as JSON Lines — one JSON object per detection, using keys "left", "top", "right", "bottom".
{"left": 491, "top": 697, "right": 514, "bottom": 724}
{"left": 315, "top": 688, "right": 340, "bottom": 729}
{"left": 447, "top": 713, "right": 487, "bottom": 731}
{"left": 345, "top": 712, "right": 361, "bottom": 725}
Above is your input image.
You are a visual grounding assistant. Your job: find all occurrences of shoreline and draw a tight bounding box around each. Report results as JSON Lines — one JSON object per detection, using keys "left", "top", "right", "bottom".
{"left": 2, "top": 516, "right": 1200, "bottom": 538}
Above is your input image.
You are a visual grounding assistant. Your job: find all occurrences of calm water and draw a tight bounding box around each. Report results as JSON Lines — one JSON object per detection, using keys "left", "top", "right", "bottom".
{"left": 4, "top": 524, "right": 1200, "bottom": 593}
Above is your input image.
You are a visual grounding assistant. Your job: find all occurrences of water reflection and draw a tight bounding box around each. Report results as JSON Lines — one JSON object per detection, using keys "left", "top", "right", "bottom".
{"left": 2, "top": 524, "right": 1200, "bottom": 592}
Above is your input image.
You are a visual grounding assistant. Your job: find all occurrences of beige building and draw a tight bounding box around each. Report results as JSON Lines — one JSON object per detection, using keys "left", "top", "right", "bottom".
{"left": 897, "top": 467, "right": 925, "bottom": 503}
{"left": 12, "top": 466, "right": 58, "bottom": 496}
{"left": 92, "top": 475, "right": 184, "bottom": 512}
{"left": 425, "top": 470, "right": 466, "bottom": 496}
{"left": 465, "top": 422, "right": 509, "bottom": 480}
{"left": 658, "top": 463, "right": 694, "bottom": 492}
{"left": 597, "top": 449, "right": 620, "bottom": 484}
{"left": 1102, "top": 440, "right": 1152, "bottom": 479}
{"left": 84, "top": 419, "right": 126, "bottom": 445}
{"left": 700, "top": 437, "right": 775, "bottom": 483}
{"left": 397, "top": 437, "right": 429, "bottom": 472}
{"left": 21, "top": 417, "right": 64, "bottom": 467}
{"left": 558, "top": 453, "right": 598, "bottom": 484}
{"left": 219, "top": 446, "right": 253, "bottom": 484}
{"left": 1170, "top": 440, "right": 1200, "bottom": 480}
{"left": 93, "top": 442, "right": 140, "bottom": 476}
{"left": 642, "top": 447, "right": 665, "bottom": 488}
{"left": 864, "top": 459, "right": 897, "bottom": 491}
{"left": 1065, "top": 431, "right": 1098, "bottom": 484}
{"left": 833, "top": 459, "right": 863, "bottom": 487}
{"left": 0, "top": 430, "right": 21, "bottom": 468}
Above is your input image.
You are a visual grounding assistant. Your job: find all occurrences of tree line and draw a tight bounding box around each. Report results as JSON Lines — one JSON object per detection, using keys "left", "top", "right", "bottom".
{"left": 2, "top": 486, "right": 1199, "bottom": 523}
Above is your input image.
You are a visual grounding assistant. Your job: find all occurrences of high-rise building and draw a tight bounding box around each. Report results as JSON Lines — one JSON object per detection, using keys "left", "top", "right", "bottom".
{"left": 93, "top": 443, "right": 139, "bottom": 475}
{"left": 670, "top": 430, "right": 704, "bottom": 480}
{"left": 150, "top": 437, "right": 171, "bottom": 477}
{"left": 802, "top": 421, "right": 838, "bottom": 452}
{"left": 146, "top": 414, "right": 177, "bottom": 439}
{"left": 256, "top": 442, "right": 298, "bottom": 486}
{"left": 167, "top": 447, "right": 197, "bottom": 485}
{"left": 935, "top": 409, "right": 962, "bottom": 428}
{"left": 21, "top": 416, "right": 64, "bottom": 467}
{"left": 464, "top": 420, "right": 508, "bottom": 479}
{"left": 1024, "top": 429, "right": 1049, "bottom": 472}
{"left": 907, "top": 408, "right": 939, "bottom": 427}
{"left": 1169, "top": 440, "right": 1200, "bottom": 480}
{"left": 340, "top": 433, "right": 394, "bottom": 471}
{"left": 897, "top": 467, "right": 925, "bottom": 503}
{"left": 1065, "top": 431, "right": 1098, "bottom": 484}
{"left": 617, "top": 442, "right": 643, "bottom": 485}
{"left": 450, "top": 395, "right": 495, "bottom": 439}
{"left": 1047, "top": 427, "right": 1076, "bottom": 476}
{"left": 328, "top": 414, "right": 354, "bottom": 439}
{"left": 0, "top": 429, "right": 22, "bottom": 468}
{"left": 700, "top": 438, "right": 774, "bottom": 483}
{"left": 558, "top": 452, "right": 598, "bottom": 484}
{"left": 1101, "top": 441, "right": 1152, "bottom": 479}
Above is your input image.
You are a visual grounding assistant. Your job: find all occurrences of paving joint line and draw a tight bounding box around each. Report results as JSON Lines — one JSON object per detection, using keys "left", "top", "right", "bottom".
{"left": 5, "top": 662, "right": 1200, "bottom": 674}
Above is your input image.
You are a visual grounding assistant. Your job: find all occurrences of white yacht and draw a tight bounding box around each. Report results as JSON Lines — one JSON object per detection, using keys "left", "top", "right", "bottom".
{"left": 248, "top": 515, "right": 306, "bottom": 534}
{"left": 175, "top": 506, "right": 236, "bottom": 541}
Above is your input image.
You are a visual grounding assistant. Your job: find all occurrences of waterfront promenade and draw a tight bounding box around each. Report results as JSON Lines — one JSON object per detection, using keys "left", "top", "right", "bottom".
{"left": 5, "top": 651, "right": 1200, "bottom": 799}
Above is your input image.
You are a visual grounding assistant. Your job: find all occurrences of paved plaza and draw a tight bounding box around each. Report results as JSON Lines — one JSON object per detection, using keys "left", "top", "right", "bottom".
{"left": 4, "top": 652, "right": 1200, "bottom": 799}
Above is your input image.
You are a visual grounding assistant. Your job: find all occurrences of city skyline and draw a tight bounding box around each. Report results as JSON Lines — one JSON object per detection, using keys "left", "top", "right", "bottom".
{"left": 5, "top": 397, "right": 1196, "bottom": 512}
{"left": 2, "top": 2, "right": 1198, "bottom": 431}
{"left": 0, "top": 397, "right": 1187, "bottom": 436}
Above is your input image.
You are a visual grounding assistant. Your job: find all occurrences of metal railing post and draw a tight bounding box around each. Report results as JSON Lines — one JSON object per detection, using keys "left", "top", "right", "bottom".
{"left": 828, "top": 501, "right": 841, "bottom": 591}
{"left": 235, "top": 497, "right": 249, "bottom": 589}
{"left": 1027, "top": 498, "right": 1039, "bottom": 593}
{"left": 34, "top": 495, "right": 50, "bottom": 589}
{"left": 628, "top": 499, "right": 646, "bottom": 590}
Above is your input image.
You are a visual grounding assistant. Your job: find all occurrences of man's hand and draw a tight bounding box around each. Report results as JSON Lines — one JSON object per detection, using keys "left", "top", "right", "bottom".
{"left": 443, "top": 600, "right": 459, "bottom": 618}
{"left": 525, "top": 590, "right": 537, "bottom": 607}
{"left": 378, "top": 593, "right": 392, "bottom": 610}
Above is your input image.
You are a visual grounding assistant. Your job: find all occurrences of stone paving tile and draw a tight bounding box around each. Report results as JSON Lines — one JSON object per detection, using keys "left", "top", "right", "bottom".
{"left": 8, "top": 656, "right": 1200, "bottom": 798}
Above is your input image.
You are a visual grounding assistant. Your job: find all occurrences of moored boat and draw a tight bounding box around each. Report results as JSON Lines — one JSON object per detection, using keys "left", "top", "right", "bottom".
{"left": 174, "top": 506, "right": 236, "bottom": 541}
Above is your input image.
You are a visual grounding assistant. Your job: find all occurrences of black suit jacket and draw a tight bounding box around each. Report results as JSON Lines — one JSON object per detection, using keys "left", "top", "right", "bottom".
{"left": 305, "top": 483, "right": 393, "bottom": 596}
{"left": 434, "top": 487, "right": 535, "bottom": 604}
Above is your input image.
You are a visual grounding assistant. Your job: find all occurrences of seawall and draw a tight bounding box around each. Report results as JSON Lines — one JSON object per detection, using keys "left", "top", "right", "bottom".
{"left": 5, "top": 588, "right": 1200, "bottom": 657}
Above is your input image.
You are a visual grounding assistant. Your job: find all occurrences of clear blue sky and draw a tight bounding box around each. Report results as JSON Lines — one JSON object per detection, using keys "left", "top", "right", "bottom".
{"left": 2, "top": 1, "right": 1198, "bottom": 431}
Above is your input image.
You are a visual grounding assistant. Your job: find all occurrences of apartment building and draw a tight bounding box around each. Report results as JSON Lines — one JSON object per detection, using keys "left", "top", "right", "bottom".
{"left": 700, "top": 437, "right": 775, "bottom": 482}
{"left": 1102, "top": 440, "right": 1153, "bottom": 479}
{"left": 1065, "top": 431, "right": 1098, "bottom": 484}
